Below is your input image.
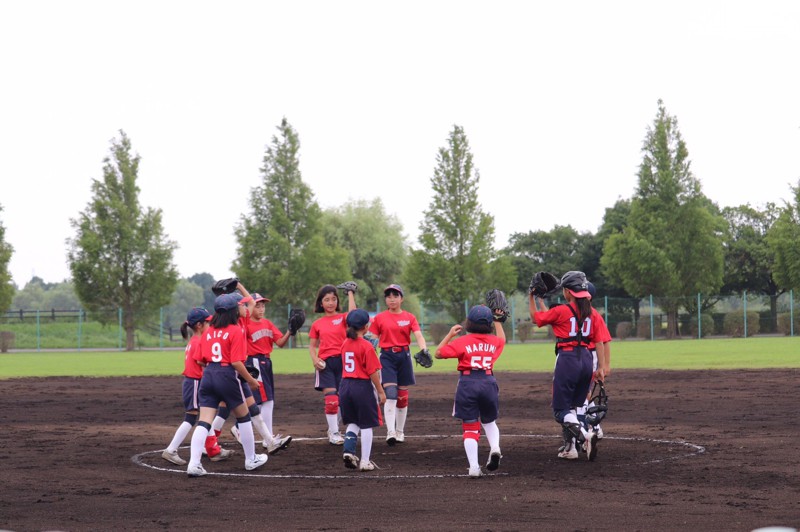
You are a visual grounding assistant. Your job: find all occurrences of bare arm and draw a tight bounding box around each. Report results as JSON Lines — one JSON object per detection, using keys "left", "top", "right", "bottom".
{"left": 274, "top": 330, "right": 292, "bottom": 348}
{"left": 435, "top": 324, "right": 462, "bottom": 358}
{"left": 237, "top": 282, "right": 256, "bottom": 315}
{"left": 493, "top": 321, "right": 506, "bottom": 342}
{"left": 347, "top": 290, "right": 356, "bottom": 311}
{"left": 370, "top": 370, "right": 386, "bottom": 404}
{"left": 232, "top": 360, "right": 259, "bottom": 390}
{"left": 413, "top": 329, "right": 427, "bottom": 351}
{"left": 309, "top": 337, "right": 323, "bottom": 368}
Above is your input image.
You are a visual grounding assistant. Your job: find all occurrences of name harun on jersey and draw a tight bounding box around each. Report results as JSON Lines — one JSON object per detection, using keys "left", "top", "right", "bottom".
{"left": 464, "top": 343, "right": 498, "bottom": 354}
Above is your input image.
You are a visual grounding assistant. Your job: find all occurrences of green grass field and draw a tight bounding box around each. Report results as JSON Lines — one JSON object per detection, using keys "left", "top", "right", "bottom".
{"left": 0, "top": 337, "right": 797, "bottom": 379}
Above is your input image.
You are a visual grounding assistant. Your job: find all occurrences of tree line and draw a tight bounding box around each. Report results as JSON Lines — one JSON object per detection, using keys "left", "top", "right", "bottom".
{"left": 1, "top": 101, "right": 798, "bottom": 349}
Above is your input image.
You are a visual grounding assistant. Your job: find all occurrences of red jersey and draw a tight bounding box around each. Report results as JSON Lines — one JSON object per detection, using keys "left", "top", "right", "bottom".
{"left": 341, "top": 337, "right": 382, "bottom": 380}
{"left": 309, "top": 313, "right": 347, "bottom": 360}
{"left": 183, "top": 334, "right": 204, "bottom": 379}
{"left": 369, "top": 310, "right": 420, "bottom": 348}
{"left": 437, "top": 333, "right": 505, "bottom": 372}
{"left": 533, "top": 303, "right": 611, "bottom": 347}
{"left": 246, "top": 318, "right": 283, "bottom": 357}
{"left": 200, "top": 324, "right": 247, "bottom": 365}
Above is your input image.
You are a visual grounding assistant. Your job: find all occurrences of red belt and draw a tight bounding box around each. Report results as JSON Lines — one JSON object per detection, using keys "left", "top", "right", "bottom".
{"left": 461, "top": 369, "right": 492, "bottom": 375}
{"left": 385, "top": 346, "right": 408, "bottom": 352}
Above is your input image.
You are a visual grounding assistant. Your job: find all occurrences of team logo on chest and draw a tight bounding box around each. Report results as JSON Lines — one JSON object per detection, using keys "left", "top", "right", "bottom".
{"left": 397, "top": 320, "right": 410, "bottom": 327}
{"left": 332, "top": 318, "right": 343, "bottom": 326}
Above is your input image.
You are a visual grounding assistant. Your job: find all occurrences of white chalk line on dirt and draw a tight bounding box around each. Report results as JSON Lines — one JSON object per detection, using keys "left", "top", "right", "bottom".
{"left": 132, "top": 433, "right": 705, "bottom": 478}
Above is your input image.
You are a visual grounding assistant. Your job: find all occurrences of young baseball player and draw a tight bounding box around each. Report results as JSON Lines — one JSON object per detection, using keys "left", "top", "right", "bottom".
{"left": 185, "top": 291, "right": 269, "bottom": 477}
{"left": 208, "top": 285, "right": 279, "bottom": 449}
{"left": 529, "top": 271, "right": 611, "bottom": 462}
{"left": 340, "top": 308, "right": 386, "bottom": 472}
{"left": 308, "top": 283, "right": 357, "bottom": 444}
{"left": 369, "top": 283, "right": 428, "bottom": 445}
{"left": 242, "top": 292, "right": 293, "bottom": 455}
{"left": 161, "top": 307, "right": 234, "bottom": 466}
{"left": 435, "top": 305, "right": 506, "bottom": 478}
{"left": 576, "top": 281, "right": 610, "bottom": 442}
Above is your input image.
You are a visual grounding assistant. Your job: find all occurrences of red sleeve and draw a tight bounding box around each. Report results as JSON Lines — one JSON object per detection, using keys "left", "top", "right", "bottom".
{"left": 590, "top": 310, "right": 612, "bottom": 343}
{"left": 437, "top": 340, "right": 460, "bottom": 360}
{"left": 229, "top": 328, "right": 247, "bottom": 363}
{"left": 408, "top": 312, "right": 421, "bottom": 332}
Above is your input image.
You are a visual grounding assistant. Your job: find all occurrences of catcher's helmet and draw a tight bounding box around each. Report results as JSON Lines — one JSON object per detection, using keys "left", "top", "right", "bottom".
{"left": 560, "top": 271, "right": 592, "bottom": 299}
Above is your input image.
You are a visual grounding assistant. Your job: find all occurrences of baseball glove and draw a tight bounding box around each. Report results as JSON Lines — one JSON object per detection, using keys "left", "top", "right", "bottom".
{"left": 529, "top": 271, "right": 560, "bottom": 298}
{"left": 414, "top": 348, "right": 433, "bottom": 368}
{"left": 212, "top": 277, "right": 239, "bottom": 296}
{"left": 246, "top": 366, "right": 260, "bottom": 379}
{"left": 336, "top": 281, "right": 358, "bottom": 293}
{"left": 485, "top": 288, "right": 510, "bottom": 322}
{"left": 288, "top": 308, "right": 306, "bottom": 336}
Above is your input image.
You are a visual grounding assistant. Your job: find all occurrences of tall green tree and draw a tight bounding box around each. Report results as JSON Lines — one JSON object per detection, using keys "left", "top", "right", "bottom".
{"left": 601, "top": 100, "right": 724, "bottom": 337}
{"left": 234, "top": 118, "right": 349, "bottom": 306}
{"left": 767, "top": 180, "right": 800, "bottom": 291}
{"left": 322, "top": 198, "right": 407, "bottom": 309}
{"left": 405, "top": 125, "right": 515, "bottom": 322}
{"left": 188, "top": 272, "right": 216, "bottom": 311}
{"left": 67, "top": 131, "right": 178, "bottom": 351}
{"left": 721, "top": 203, "right": 783, "bottom": 329}
{"left": 502, "top": 225, "right": 597, "bottom": 294}
{"left": 0, "top": 205, "right": 13, "bottom": 313}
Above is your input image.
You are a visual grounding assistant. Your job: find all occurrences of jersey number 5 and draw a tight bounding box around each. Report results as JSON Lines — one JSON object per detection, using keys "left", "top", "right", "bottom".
{"left": 344, "top": 351, "right": 355, "bottom": 373}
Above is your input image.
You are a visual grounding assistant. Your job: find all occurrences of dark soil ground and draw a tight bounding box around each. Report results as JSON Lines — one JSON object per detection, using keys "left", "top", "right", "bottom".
{"left": 1, "top": 369, "right": 799, "bottom": 531}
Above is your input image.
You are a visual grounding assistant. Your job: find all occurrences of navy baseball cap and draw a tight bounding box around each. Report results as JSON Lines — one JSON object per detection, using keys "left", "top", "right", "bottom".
{"left": 186, "top": 307, "right": 212, "bottom": 326}
{"left": 587, "top": 282, "right": 596, "bottom": 299}
{"left": 230, "top": 292, "right": 253, "bottom": 305}
{"left": 346, "top": 308, "right": 371, "bottom": 329}
{"left": 384, "top": 284, "right": 404, "bottom": 297}
{"left": 468, "top": 305, "right": 493, "bottom": 325}
{"left": 214, "top": 293, "right": 239, "bottom": 312}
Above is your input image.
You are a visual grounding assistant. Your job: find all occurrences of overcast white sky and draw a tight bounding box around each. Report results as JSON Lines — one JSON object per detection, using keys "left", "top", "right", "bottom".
{"left": 1, "top": 1, "right": 799, "bottom": 287}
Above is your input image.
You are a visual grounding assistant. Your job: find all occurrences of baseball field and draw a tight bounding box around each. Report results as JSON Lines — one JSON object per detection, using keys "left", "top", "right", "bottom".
{"left": 1, "top": 338, "right": 798, "bottom": 531}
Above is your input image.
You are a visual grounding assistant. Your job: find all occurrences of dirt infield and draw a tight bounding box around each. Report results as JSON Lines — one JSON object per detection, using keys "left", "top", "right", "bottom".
{"left": 2, "top": 369, "right": 799, "bottom": 531}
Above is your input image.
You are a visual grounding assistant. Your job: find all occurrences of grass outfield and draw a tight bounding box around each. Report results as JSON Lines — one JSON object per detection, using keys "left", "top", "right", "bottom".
{"left": 0, "top": 336, "right": 798, "bottom": 378}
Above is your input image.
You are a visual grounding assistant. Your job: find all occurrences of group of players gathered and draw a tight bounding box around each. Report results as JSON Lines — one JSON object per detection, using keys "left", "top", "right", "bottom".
{"left": 161, "top": 270, "right": 611, "bottom": 478}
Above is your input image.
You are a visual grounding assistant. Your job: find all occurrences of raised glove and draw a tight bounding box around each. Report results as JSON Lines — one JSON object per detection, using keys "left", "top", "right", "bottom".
{"left": 288, "top": 308, "right": 306, "bottom": 336}
{"left": 212, "top": 277, "right": 239, "bottom": 296}
{"left": 529, "top": 271, "right": 560, "bottom": 298}
{"left": 485, "top": 288, "right": 510, "bottom": 323}
{"left": 336, "top": 281, "right": 358, "bottom": 293}
{"left": 414, "top": 348, "right": 433, "bottom": 369}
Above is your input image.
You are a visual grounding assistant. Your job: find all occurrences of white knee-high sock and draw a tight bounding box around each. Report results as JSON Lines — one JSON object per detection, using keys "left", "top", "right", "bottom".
{"left": 167, "top": 421, "right": 193, "bottom": 452}
{"left": 384, "top": 399, "right": 397, "bottom": 433}
{"left": 237, "top": 420, "right": 256, "bottom": 461}
{"left": 326, "top": 414, "right": 339, "bottom": 434}
{"left": 252, "top": 410, "right": 272, "bottom": 442}
{"left": 396, "top": 407, "right": 408, "bottom": 433}
{"left": 189, "top": 425, "right": 209, "bottom": 467}
{"left": 261, "top": 400, "right": 275, "bottom": 434}
{"left": 464, "top": 438, "right": 479, "bottom": 469}
{"left": 361, "top": 428, "right": 373, "bottom": 463}
{"left": 211, "top": 415, "right": 226, "bottom": 433}
{"left": 482, "top": 421, "right": 500, "bottom": 453}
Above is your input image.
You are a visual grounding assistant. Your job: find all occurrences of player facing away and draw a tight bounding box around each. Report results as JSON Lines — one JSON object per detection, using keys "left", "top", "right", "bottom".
{"left": 340, "top": 309, "right": 386, "bottom": 472}
{"left": 575, "top": 281, "right": 611, "bottom": 443}
{"left": 185, "top": 293, "right": 269, "bottom": 476}
{"left": 369, "top": 283, "right": 429, "bottom": 446}
{"left": 242, "top": 292, "right": 293, "bottom": 455}
{"left": 309, "top": 284, "right": 357, "bottom": 444}
{"left": 435, "top": 305, "right": 506, "bottom": 478}
{"left": 210, "top": 287, "right": 276, "bottom": 451}
{"left": 162, "top": 307, "right": 234, "bottom": 466}
{"left": 529, "top": 271, "right": 611, "bottom": 462}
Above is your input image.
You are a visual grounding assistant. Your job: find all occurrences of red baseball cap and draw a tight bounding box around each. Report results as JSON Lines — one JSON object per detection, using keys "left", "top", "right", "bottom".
{"left": 252, "top": 292, "right": 271, "bottom": 303}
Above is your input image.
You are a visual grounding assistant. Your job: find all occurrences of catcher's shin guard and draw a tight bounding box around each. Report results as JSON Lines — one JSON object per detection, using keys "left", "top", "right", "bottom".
{"left": 562, "top": 422, "right": 586, "bottom": 444}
